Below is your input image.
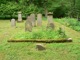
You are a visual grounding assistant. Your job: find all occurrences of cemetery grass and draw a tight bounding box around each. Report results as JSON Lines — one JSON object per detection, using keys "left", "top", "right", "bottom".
{"left": 12, "top": 27, "right": 67, "bottom": 40}
{"left": 0, "top": 19, "right": 80, "bottom": 60}
{"left": 55, "top": 17, "right": 80, "bottom": 32}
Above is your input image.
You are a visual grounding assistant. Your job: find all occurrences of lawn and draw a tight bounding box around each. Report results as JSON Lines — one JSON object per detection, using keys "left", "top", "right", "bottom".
{"left": 55, "top": 18, "right": 80, "bottom": 32}
{"left": 0, "top": 18, "right": 80, "bottom": 60}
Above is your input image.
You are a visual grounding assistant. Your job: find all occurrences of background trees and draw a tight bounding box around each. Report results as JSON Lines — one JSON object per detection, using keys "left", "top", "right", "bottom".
{"left": 0, "top": 0, "right": 80, "bottom": 19}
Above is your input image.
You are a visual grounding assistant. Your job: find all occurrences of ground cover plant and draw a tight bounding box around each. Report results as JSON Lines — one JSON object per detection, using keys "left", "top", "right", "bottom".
{"left": 0, "top": 19, "right": 80, "bottom": 60}
{"left": 55, "top": 18, "right": 80, "bottom": 32}
{"left": 12, "top": 27, "right": 67, "bottom": 40}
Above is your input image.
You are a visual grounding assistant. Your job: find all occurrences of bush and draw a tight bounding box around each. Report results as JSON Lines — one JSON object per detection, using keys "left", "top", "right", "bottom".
{"left": 53, "top": 6, "right": 68, "bottom": 18}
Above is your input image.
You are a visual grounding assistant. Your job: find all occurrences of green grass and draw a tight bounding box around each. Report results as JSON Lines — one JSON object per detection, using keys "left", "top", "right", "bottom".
{"left": 12, "top": 27, "right": 67, "bottom": 40}
{"left": 55, "top": 17, "right": 80, "bottom": 32}
{"left": 0, "top": 19, "right": 80, "bottom": 60}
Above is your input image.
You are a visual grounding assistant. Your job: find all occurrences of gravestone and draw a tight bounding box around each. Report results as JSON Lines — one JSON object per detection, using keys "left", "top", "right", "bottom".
{"left": 18, "top": 11, "right": 22, "bottom": 22}
{"left": 11, "top": 18, "right": 16, "bottom": 27}
{"left": 25, "top": 16, "right": 32, "bottom": 32}
{"left": 30, "top": 14, "right": 36, "bottom": 27}
{"left": 37, "top": 14, "right": 42, "bottom": 26}
{"left": 47, "top": 12, "right": 54, "bottom": 29}
{"left": 36, "top": 43, "right": 46, "bottom": 51}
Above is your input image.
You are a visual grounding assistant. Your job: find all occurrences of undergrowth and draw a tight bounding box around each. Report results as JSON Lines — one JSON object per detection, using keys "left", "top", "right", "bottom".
{"left": 12, "top": 28, "right": 67, "bottom": 40}
{"left": 55, "top": 18, "right": 80, "bottom": 32}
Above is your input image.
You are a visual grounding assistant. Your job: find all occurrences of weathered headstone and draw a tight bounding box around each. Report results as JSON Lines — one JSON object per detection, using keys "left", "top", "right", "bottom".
{"left": 11, "top": 18, "right": 16, "bottom": 27}
{"left": 25, "top": 16, "right": 32, "bottom": 32}
{"left": 30, "top": 14, "right": 36, "bottom": 27}
{"left": 36, "top": 43, "right": 46, "bottom": 51}
{"left": 37, "top": 14, "right": 42, "bottom": 26}
{"left": 47, "top": 12, "right": 54, "bottom": 29}
{"left": 18, "top": 11, "right": 22, "bottom": 22}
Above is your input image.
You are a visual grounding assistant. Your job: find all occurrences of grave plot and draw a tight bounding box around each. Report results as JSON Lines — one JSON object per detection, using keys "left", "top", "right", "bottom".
{"left": 8, "top": 29, "right": 72, "bottom": 43}
{"left": 8, "top": 13, "right": 72, "bottom": 43}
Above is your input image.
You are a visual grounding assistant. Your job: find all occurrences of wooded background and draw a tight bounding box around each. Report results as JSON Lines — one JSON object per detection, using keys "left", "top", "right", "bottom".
{"left": 0, "top": 0, "right": 80, "bottom": 19}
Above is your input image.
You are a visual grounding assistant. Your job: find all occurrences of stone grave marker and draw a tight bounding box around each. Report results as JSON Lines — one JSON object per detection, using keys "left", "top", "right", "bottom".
{"left": 30, "top": 14, "right": 36, "bottom": 27}
{"left": 36, "top": 43, "right": 46, "bottom": 51}
{"left": 37, "top": 14, "right": 42, "bottom": 26}
{"left": 18, "top": 11, "right": 22, "bottom": 22}
{"left": 47, "top": 12, "right": 54, "bottom": 29}
{"left": 25, "top": 16, "right": 32, "bottom": 32}
{"left": 11, "top": 18, "right": 16, "bottom": 27}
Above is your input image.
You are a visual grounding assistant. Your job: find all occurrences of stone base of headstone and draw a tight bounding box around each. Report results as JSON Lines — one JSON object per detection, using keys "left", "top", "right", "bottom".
{"left": 36, "top": 43, "right": 46, "bottom": 51}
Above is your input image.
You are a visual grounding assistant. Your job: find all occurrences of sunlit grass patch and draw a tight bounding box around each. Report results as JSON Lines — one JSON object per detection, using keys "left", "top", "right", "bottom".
{"left": 11, "top": 27, "right": 68, "bottom": 40}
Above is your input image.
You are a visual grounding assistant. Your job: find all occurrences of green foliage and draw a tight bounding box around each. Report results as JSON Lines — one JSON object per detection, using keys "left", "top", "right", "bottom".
{"left": 55, "top": 18, "right": 80, "bottom": 31}
{"left": 0, "top": 0, "right": 80, "bottom": 18}
{"left": 57, "top": 27, "right": 67, "bottom": 38}
{"left": 22, "top": 4, "right": 38, "bottom": 15}
{"left": 13, "top": 28, "right": 67, "bottom": 40}
{"left": 53, "top": 5, "right": 68, "bottom": 18}
{"left": 0, "top": 0, "right": 67, "bottom": 18}
{"left": 0, "top": 2, "right": 20, "bottom": 19}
